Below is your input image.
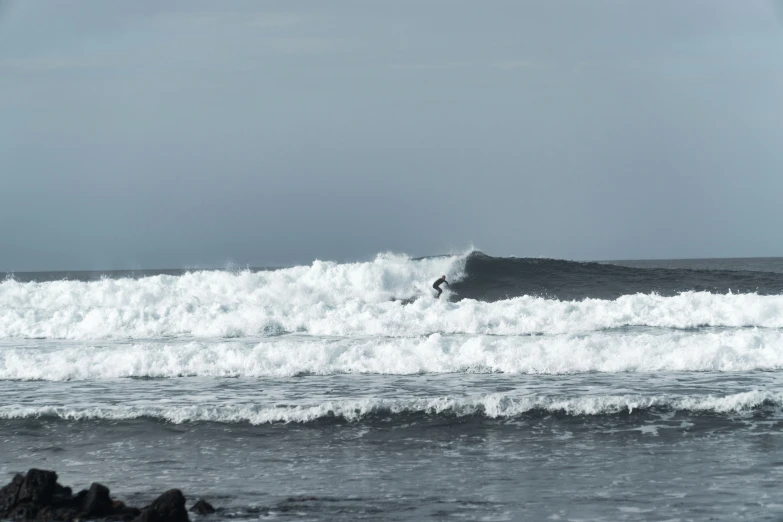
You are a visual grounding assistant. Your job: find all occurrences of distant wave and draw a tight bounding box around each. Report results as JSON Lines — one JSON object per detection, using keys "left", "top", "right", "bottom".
{"left": 0, "top": 391, "right": 777, "bottom": 424}
{"left": 2, "top": 251, "right": 783, "bottom": 340}
{"left": 3, "top": 328, "right": 783, "bottom": 380}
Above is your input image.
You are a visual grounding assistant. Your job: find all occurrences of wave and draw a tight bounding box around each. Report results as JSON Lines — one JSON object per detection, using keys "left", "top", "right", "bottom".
{"left": 0, "top": 391, "right": 777, "bottom": 424}
{"left": 0, "top": 252, "right": 463, "bottom": 339}
{"left": 3, "top": 328, "right": 783, "bottom": 380}
{"left": 8, "top": 252, "right": 783, "bottom": 301}
{"left": 3, "top": 251, "right": 783, "bottom": 340}
{"left": 458, "top": 252, "right": 783, "bottom": 301}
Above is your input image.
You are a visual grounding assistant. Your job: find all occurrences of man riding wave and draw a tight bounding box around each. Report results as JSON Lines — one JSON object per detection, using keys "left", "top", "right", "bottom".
{"left": 433, "top": 275, "right": 450, "bottom": 299}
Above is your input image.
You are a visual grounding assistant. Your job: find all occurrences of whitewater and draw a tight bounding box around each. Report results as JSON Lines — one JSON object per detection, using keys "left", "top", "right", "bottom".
{"left": 4, "top": 251, "right": 783, "bottom": 521}
{"left": 2, "top": 327, "right": 783, "bottom": 380}
{"left": 3, "top": 252, "right": 783, "bottom": 340}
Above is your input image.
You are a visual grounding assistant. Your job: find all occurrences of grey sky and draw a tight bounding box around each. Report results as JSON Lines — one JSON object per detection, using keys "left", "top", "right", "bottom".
{"left": 1, "top": 1, "right": 782, "bottom": 270}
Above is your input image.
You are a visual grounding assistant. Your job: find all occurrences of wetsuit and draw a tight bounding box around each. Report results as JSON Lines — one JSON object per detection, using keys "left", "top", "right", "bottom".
{"left": 432, "top": 276, "right": 449, "bottom": 298}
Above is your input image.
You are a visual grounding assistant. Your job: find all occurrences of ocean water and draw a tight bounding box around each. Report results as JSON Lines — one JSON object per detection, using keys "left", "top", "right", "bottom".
{"left": 2, "top": 251, "right": 783, "bottom": 521}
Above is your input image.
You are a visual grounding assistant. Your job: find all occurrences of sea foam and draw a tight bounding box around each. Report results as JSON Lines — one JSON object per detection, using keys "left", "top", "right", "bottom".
{"left": 2, "top": 328, "right": 783, "bottom": 380}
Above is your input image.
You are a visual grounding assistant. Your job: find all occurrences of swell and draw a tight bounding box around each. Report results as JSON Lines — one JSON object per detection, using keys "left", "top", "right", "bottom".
{"left": 453, "top": 252, "right": 783, "bottom": 301}
{"left": 0, "top": 391, "right": 777, "bottom": 424}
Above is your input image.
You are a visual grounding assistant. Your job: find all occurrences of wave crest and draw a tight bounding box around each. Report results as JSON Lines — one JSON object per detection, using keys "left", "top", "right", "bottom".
{"left": 0, "top": 391, "right": 776, "bottom": 424}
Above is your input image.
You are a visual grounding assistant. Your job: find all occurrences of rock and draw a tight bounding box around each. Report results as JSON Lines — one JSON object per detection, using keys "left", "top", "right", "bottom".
{"left": 188, "top": 500, "right": 214, "bottom": 515}
{"left": 73, "top": 489, "right": 89, "bottom": 506}
{"left": 0, "top": 474, "right": 25, "bottom": 516}
{"left": 102, "top": 506, "right": 141, "bottom": 522}
{"left": 9, "top": 502, "right": 38, "bottom": 520}
{"left": 34, "top": 505, "right": 78, "bottom": 522}
{"left": 17, "top": 470, "right": 58, "bottom": 506}
{"left": 51, "top": 484, "right": 75, "bottom": 508}
{"left": 54, "top": 484, "right": 72, "bottom": 499}
{"left": 0, "top": 471, "right": 200, "bottom": 522}
{"left": 132, "top": 490, "right": 189, "bottom": 522}
{"left": 82, "top": 483, "right": 113, "bottom": 517}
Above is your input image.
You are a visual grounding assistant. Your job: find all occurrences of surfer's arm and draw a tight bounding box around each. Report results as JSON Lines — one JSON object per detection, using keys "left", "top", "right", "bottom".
{"left": 445, "top": 281, "right": 450, "bottom": 288}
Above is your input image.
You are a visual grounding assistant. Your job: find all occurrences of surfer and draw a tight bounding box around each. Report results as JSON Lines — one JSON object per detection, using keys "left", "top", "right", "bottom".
{"left": 433, "top": 275, "right": 450, "bottom": 299}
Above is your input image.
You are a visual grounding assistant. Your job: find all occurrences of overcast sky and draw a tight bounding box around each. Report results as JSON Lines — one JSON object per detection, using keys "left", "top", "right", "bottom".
{"left": 1, "top": 1, "right": 782, "bottom": 270}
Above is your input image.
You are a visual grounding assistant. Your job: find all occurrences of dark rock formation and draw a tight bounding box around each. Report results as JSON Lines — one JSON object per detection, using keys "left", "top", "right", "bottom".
{"left": 17, "top": 469, "right": 58, "bottom": 506}
{"left": 0, "top": 470, "right": 211, "bottom": 522}
{"left": 132, "top": 490, "right": 188, "bottom": 522}
{"left": 188, "top": 500, "right": 215, "bottom": 515}
{"left": 0, "top": 474, "right": 24, "bottom": 514}
{"left": 82, "top": 483, "right": 113, "bottom": 518}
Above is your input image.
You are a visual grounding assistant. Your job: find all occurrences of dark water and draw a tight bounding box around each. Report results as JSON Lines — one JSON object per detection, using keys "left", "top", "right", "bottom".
{"left": 2, "top": 252, "right": 783, "bottom": 521}
{"left": 453, "top": 252, "right": 783, "bottom": 301}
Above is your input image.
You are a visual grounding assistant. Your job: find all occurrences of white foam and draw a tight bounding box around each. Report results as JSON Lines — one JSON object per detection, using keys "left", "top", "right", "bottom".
{"left": 0, "top": 253, "right": 464, "bottom": 339}
{"left": 3, "top": 328, "right": 783, "bottom": 380}
{"left": 2, "top": 252, "right": 783, "bottom": 340}
{"left": 0, "top": 390, "right": 775, "bottom": 424}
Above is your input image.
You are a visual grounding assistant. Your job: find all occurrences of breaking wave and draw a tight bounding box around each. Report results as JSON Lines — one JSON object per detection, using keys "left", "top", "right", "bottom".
{"left": 2, "top": 251, "right": 783, "bottom": 340}
{"left": 0, "top": 391, "right": 778, "bottom": 424}
{"left": 3, "top": 328, "right": 783, "bottom": 380}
